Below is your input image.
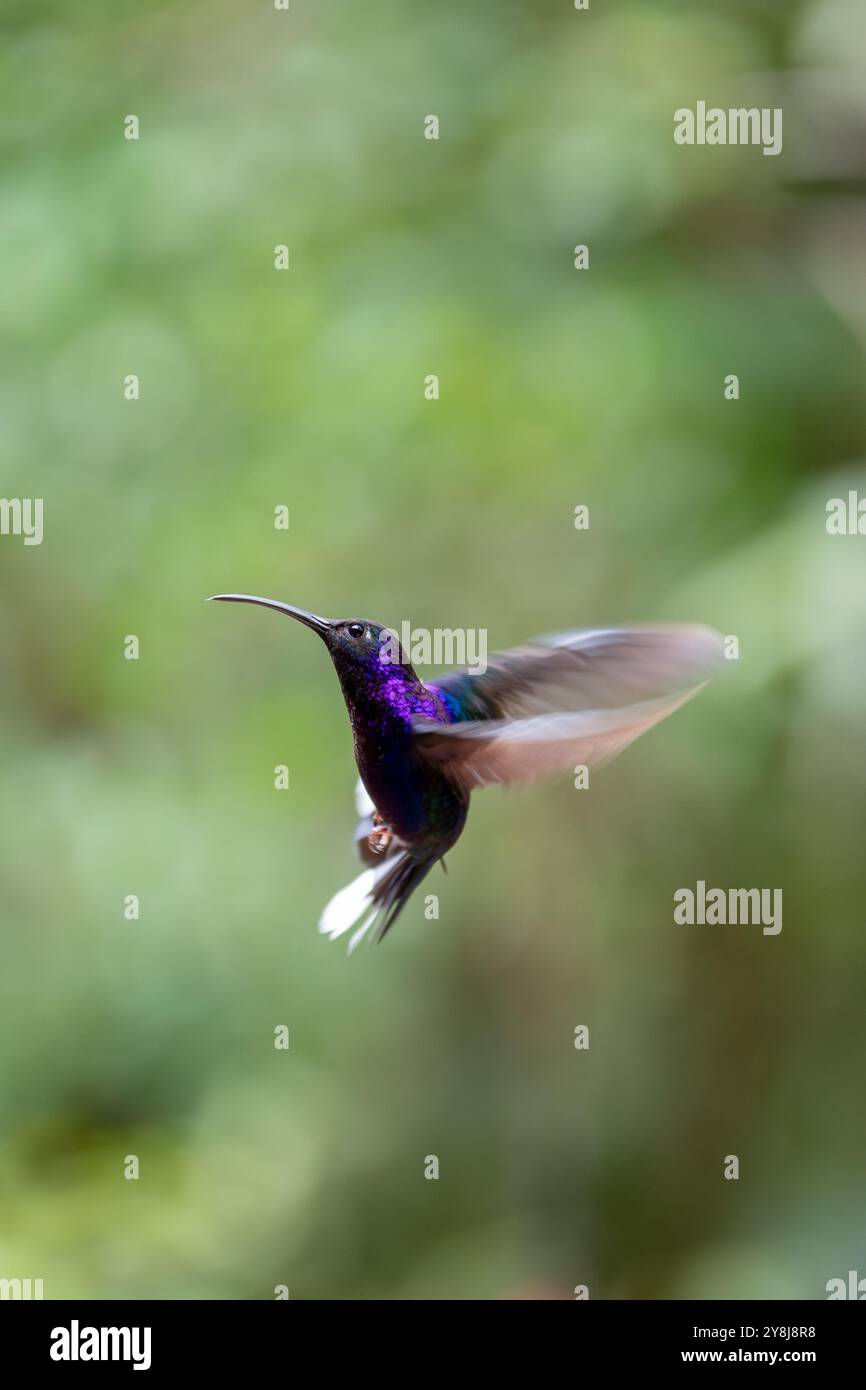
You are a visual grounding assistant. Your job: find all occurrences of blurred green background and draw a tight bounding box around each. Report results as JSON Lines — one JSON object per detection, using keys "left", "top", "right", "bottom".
{"left": 2, "top": 0, "right": 865, "bottom": 1300}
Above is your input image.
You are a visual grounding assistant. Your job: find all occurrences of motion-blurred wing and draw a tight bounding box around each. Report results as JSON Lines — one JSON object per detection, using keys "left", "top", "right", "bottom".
{"left": 353, "top": 778, "right": 382, "bottom": 864}
{"left": 415, "top": 625, "right": 723, "bottom": 792}
{"left": 355, "top": 778, "right": 375, "bottom": 820}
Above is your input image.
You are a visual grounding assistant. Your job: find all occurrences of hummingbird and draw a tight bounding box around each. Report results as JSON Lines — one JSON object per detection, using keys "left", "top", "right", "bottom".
{"left": 210, "top": 594, "right": 723, "bottom": 950}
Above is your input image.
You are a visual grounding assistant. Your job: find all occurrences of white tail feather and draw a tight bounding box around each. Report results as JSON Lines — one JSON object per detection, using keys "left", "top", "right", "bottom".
{"left": 348, "top": 911, "right": 378, "bottom": 954}
{"left": 318, "top": 855, "right": 400, "bottom": 946}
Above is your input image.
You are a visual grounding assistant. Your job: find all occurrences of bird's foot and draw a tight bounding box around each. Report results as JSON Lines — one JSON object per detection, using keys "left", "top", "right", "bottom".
{"left": 366, "top": 822, "right": 393, "bottom": 856}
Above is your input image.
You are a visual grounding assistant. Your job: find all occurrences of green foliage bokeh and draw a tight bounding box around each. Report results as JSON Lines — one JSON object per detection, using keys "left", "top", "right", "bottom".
{"left": 1, "top": 0, "right": 865, "bottom": 1299}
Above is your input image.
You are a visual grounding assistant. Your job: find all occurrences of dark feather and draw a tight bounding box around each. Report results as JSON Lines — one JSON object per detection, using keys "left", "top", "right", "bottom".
{"left": 369, "top": 852, "right": 437, "bottom": 943}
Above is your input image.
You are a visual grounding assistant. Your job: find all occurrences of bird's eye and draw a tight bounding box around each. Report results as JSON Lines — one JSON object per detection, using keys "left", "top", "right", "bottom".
{"left": 348, "top": 623, "right": 365, "bottom": 639}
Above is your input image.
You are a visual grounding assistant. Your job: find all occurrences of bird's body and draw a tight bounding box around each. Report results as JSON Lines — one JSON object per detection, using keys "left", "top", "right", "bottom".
{"left": 211, "top": 594, "right": 723, "bottom": 949}
{"left": 334, "top": 652, "right": 467, "bottom": 851}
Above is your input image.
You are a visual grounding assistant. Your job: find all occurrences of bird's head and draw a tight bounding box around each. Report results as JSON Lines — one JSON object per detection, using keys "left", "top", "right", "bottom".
{"left": 209, "top": 595, "right": 415, "bottom": 687}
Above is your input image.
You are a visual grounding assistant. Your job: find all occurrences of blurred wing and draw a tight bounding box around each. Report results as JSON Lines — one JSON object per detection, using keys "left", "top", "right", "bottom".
{"left": 415, "top": 625, "right": 723, "bottom": 792}
{"left": 353, "top": 778, "right": 382, "bottom": 865}
{"left": 355, "top": 778, "right": 375, "bottom": 819}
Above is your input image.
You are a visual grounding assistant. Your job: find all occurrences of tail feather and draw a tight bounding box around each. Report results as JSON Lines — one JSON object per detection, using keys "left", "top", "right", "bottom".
{"left": 318, "top": 848, "right": 437, "bottom": 950}
{"left": 371, "top": 852, "right": 436, "bottom": 943}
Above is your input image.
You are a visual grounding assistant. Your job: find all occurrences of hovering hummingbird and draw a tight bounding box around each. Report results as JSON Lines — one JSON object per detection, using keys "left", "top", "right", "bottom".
{"left": 210, "top": 595, "right": 722, "bottom": 950}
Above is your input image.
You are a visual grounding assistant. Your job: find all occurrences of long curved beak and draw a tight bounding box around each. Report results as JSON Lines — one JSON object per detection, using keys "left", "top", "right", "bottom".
{"left": 209, "top": 594, "right": 332, "bottom": 637}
